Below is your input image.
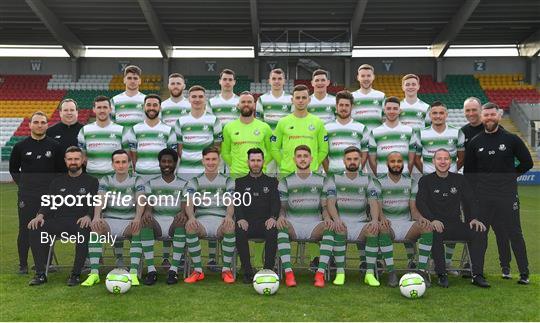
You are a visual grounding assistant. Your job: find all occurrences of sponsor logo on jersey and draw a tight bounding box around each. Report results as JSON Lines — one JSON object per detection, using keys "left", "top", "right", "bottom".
{"left": 55, "top": 135, "right": 61, "bottom": 139}
{"left": 60, "top": 188, "right": 66, "bottom": 192}
{"left": 478, "top": 147, "right": 484, "bottom": 152}
{"left": 488, "top": 150, "right": 495, "bottom": 155}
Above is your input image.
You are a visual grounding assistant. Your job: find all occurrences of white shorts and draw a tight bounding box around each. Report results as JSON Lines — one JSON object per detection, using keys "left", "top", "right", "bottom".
{"left": 389, "top": 219, "right": 415, "bottom": 241}
{"left": 155, "top": 216, "right": 174, "bottom": 239}
{"left": 266, "top": 160, "right": 278, "bottom": 178}
{"left": 342, "top": 217, "right": 369, "bottom": 241}
{"left": 197, "top": 216, "right": 222, "bottom": 238}
{"left": 288, "top": 216, "right": 321, "bottom": 240}
{"left": 105, "top": 218, "right": 131, "bottom": 238}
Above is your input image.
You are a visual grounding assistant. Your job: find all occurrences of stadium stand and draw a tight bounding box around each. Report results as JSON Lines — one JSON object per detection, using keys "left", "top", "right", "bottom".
{"left": 250, "top": 80, "right": 294, "bottom": 94}
{"left": 476, "top": 74, "right": 540, "bottom": 110}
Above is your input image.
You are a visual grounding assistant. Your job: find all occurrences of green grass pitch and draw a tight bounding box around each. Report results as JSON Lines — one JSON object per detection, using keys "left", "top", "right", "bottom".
{"left": 0, "top": 183, "right": 538, "bottom": 321}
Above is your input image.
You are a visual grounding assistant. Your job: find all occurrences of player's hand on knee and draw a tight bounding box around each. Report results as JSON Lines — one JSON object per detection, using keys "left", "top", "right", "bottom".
{"left": 91, "top": 218, "right": 104, "bottom": 232}
{"left": 417, "top": 217, "right": 431, "bottom": 230}
{"left": 28, "top": 215, "right": 44, "bottom": 230}
{"left": 469, "top": 219, "right": 486, "bottom": 232}
{"left": 431, "top": 220, "right": 444, "bottom": 233}
{"left": 323, "top": 217, "right": 335, "bottom": 231}
{"left": 366, "top": 220, "right": 379, "bottom": 235}
{"left": 334, "top": 218, "right": 346, "bottom": 232}
{"left": 186, "top": 218, "right": 199, "bottom": 232}
{"left": 131, "top": 218, "right": 141, "bottom": 234}
{"left": 174, "top": 214, "right": 187, "bottom": 226}
{"left": 379, "top": 217, "right": 391, "bottom": 230}
{"left": 265, "top": 218, "right": 276, "bottom": 230}
{"left": 141, "top": 214, "right": 152, "bottom": 226}
{"left": 77, "top": 215, "right": 92, "bottom": 229}
{"left": 223, "top": 217, "right": 234, "bottom": 230}
{"left": 237, "top": 219, "right": 249, "bottom": 231}
{"left": 276, "top": 216, "right": 288, "bottom": 230}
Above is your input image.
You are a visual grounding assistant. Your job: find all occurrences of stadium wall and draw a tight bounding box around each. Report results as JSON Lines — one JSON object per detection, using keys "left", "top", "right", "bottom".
{"left": 0, "top": 56, "right": 538, "bottom": 84}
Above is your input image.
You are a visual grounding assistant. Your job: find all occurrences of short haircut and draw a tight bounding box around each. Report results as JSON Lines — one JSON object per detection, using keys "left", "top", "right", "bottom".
{"left": 434, "top": 148, "right": 450, "bottom": 159}
{"left": 344, "top": 146, "right": 361, "bottom": 156}
{"left": 335, "top": 90, "right": 354, "bottom": 106}
{"left": 247, "top": 147, "right": 264, "bottom": 159}
{"left": 188, "top": 85, "right": 206, "bottom": 94}
{"left": 144, "top": 93, "right": 162, "bottom": 105}
{"left": 30, "top": 111, "right": 48, "bottom": 122}
{"left": 387, "top": 151, "right": 403, "bottom": 160}
{"left": 58, "top": 98, "right": 78, "bottom": 111}
{"left": 202, "top": 146, "right": 220, "bottom": 156}
{"left": 482, "top": 102, "right": 499, "bottom": 111}
{"left": 269, "top": 68, "right": 284, "bottom": 77}
{"left": 430, "top": 101, "right": 447, "bottom": 109}
{"left": 220, "top": 69, "right": 236, "bottom": 79}
{"left": 169, "top": 73, "right": 185, "bottom": 80}
{"left": 65, "top": 145, "right": 83, "bottom": 156}
{"left": 93, "top": 95, "right": 111, "bottom": 106}
{"left": 294, "top": 145, "right": 311, "bottom": 155}
{"left": 111, "top": 149, "right": 130, "bottom": 161}
{"left": 357, "top": 64, "right": 374, "bottom": 72}
{"left": 123, "top": 65, "right": 142, "bottom": 77}
{"left": 158, "top": 148, "right": 178, "bottom": 163}
{"left": 384, "top": 96, "right": 401, "bottom": 106}
{"left": 292, "top": 84, "right": 310, "bottom": 95}
{"left": 464, "top": 96, "right": 482, "bottom": 107}
{"left": 402, "top": 74, "right": 419, "bottom": 83}
{"left": 312, "top": 69, "right": 328, "bottom": 79}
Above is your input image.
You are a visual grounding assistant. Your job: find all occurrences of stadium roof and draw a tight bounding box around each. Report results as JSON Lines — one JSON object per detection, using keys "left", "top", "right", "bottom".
{"left": 0, "top": 0, "right": 538, "bottom": 58}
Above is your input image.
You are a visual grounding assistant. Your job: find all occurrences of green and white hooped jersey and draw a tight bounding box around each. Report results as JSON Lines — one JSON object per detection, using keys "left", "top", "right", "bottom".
{"left": 369, "top": 173, "right": 416, "bottom": 221}
{"left": 145, "top": 175, "right": 187, "bottom": 217}
{"left": 175, "top": 112, "right": 222, "bottom": 179}
{"left": 278, "top": 172, "right": 329, "bottom": 218}
{"left": 160, "top": 97, "right": 191, "bottom": 127}
{"left": 126, "top": 121, "right": 177, "bottom": 175}
{"left": 325, "top": 120, "right": 368, "bottom": 175}
{"left": 111, "top": 91, "right": 146, "bottom": 129}
{"left": 99, "top": 174, "right": 146, "bottom": 220}
{"left": 368, "top": 122, "right": 416, "bottom": 175}
{"left": 184, "top": 173, "right": 235, "bottom": 218}
{"left": 416, "top": 125, "right": 465, "bottom": 174}
{"left": 208, "top": 94, "right": 240, "bottom": 126}
{"left": 400, "top": 98, "right": 431, "bottom": 131}
{"left": 255, "top": 92, "right": 293, "bottom": 130}
{"left": 77, "top": 122, "right": 129, "bottom": 176}
{"left": 324, "top": 172, "right": 371, "bottom": 222}
{"left": 351, "top": 89, "right": 385, "bottom": 132}
{"left": 308, "top": 93, "right": 336, "bottom": 124}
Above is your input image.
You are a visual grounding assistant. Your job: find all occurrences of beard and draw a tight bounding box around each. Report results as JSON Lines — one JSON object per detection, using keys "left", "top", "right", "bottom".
{"left": 240, "top": 108, "right": 254, "bottom": 117}
{"left": 388, "top": 165, "right": 404, "bottom": 176}
{"left": 68, "top": 165, "right": 81, "bottom": 173}
{"left": 296, "top": 163, "right": 311, "bottom": 170}
{"left": 170, "top": 89, "right": 183, "bottom": 98}
{"left": 484, "top": 120, "right": 499, "bottom": 132}
{"left": 346, "top": 164, "right": 359, "bottom": 172}
{"left": 145, "top": 110, "right": 159, "bottom": 119}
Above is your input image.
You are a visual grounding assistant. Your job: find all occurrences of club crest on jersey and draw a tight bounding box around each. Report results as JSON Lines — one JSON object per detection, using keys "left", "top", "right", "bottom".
{"left": 448, "top": 139, "right": 454, "bottom": 144}
{"left": 373, "top": 100, "right": 379, "bottom": 104}
{"left": 352, "top": 132, "right": 358, "bottom": 138}
{"left": 479, "top": 147, "right": 484, "bottom": 152}
{"left": 232, "top": 107, "right": 237, "bottom": 112}
{"left": 203, "top": 125, "right": 209, "bottom": 131}
{"left": 55, "top": 135, "right": 61, "bottom": 139}
{"left": 282, "top": 105, "right": 288, "bottom": 111}
{"left": 359, "top": 187, "right": 364, "bottom": 193}
{"left": 263, "top": 187, "right": 269, "bottom": 193}
{"left": 265, "top": 105, "right": 271, "bottom": 110}
{"left": 293, "top": 189, "right": 298, "bottom": 193}
{"left": 79, "top": 188, "right": 86, "bottom": 194}
{"left": 19, "top": 201, "right": 25, "bottom": 208}
{"left": 270, "top": 135, "right": 277, "bottom": 142}
{"left": 403, "top": 188, "right": 409, "bottom": 194}
{"left": 234, "top": 131, "right": 240, "bottom": 135}
{"left": 45, "top": 151, "right": 52, "bottom": 158}
{"left": 158, "top": 133, "right": 164, "bottom": 138}
{"left": 400, "top": 134, "right": 406, "bottom": 140}
{"left": 253, "top": 129, "right": 260, "bottom": 136}
{"left": 499, "top": 144, "right": 506, "bottom": 151}
{"left": 245, "top": 187, "right": 251, "bottom": 191}
{"left": 450, "top": 187, "right": 457, "bottom": 194}
{"left": 216, "top": 108, "right": 221, "bottom": 112}
{"left": 310, "top": 187, "right": 317, "bottom": 193}
{"left": 326, "top": 106, "right": 332, "bottom": 111}
{"left": 110, "top": 133, "right": 116, "bottom": 139}
{"left": 416, "top": 112, "right": 423, "bottom": 117}
{"left": 126, "top": 187, "right": 132, "bottom": 193}
{"left": 382, "top": 136, "right": 387, "bottom": 140}
{"left": 308, "top": 124, "right": 315, "bottom": 131}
